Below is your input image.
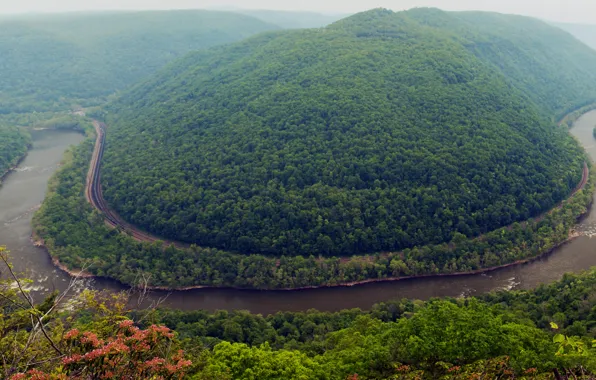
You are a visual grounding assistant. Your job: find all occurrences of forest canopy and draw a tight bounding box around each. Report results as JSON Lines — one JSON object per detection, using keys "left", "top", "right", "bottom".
{"left": 101, "top": 8, "right": 591, "bottom": 257}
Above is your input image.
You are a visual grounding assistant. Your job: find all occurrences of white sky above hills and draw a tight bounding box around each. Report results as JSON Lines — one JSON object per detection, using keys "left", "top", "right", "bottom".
{"left": 0, "top": 0, "right": 594, "bottom": 24}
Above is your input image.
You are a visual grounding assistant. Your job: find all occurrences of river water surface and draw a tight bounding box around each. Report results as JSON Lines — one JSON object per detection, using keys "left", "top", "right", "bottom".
{"left": 3, "top": 114, "right": 596, "bottom": 315}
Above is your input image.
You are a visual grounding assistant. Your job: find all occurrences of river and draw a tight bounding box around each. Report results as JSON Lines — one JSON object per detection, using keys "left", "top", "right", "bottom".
{"left": 3, "top": 114, "right": 596, "bottom": 315}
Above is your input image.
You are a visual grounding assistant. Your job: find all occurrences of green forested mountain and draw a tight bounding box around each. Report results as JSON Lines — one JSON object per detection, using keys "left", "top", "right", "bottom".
{"left": 0, "top": 10, "right": 279, "bottom": 114}
{"left": 100, "top": 8, "right": 589, "bottom": 258}
{"left": 449, "top": 11, "right": 596, "bottom": 118}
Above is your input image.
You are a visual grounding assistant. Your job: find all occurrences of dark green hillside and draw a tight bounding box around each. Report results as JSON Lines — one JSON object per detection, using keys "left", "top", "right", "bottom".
{"left": 448, "top": 11, "right": 596, "bottom": 118}
{"left": 0, "top": 10, "right": 278, "bottom": 114}
{"left": 399, "top": 10, "right": 596, "bottom": 117}
{"left": 101, "top": 8, "right": 587, "bottom": 257}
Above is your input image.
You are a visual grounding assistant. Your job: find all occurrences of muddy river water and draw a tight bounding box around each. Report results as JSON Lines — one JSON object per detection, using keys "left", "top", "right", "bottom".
{"left": 3, "top": 112, "right": 596, "bottom": 315}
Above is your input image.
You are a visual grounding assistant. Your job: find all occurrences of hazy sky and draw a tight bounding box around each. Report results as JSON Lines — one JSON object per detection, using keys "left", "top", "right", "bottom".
{"left": 1, "top": 0, "right": 595, "bottom": 24}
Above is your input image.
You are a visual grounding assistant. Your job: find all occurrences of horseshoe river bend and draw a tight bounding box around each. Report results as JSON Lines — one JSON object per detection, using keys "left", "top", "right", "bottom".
{"left": 4, "top": 112, "right": 596, "bottom": 315}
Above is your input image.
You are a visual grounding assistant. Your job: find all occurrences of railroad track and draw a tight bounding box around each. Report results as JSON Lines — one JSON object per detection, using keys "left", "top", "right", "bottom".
{"left": 85, "top": 121, "right": 188, "bottom": 247}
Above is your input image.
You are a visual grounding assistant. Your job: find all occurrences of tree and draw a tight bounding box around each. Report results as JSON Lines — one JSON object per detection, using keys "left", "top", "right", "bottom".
{"left": 0, "top": 246, "right": 192, "bottom": 379}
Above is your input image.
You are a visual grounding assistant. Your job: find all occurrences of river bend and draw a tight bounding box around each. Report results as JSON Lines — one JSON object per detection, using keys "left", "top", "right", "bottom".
{"left": 2, "top": 113, "right": 596, "bottom": 315}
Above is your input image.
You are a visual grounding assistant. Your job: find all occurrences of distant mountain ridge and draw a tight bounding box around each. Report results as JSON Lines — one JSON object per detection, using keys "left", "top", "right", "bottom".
{"left": 0, "top": 10, "right": 280, "bottom": 114}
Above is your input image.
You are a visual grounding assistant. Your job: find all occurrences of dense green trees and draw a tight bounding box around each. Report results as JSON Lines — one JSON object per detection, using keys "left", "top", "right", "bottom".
{"left": 0, "top": 9, "right": 282, "bottom": 186}
{"left": 29, "top": 8, "right": 596, "bottom": 287}
{"left": 32, "top": 133, "right": 594, "bottom": 288}
{"left": 139, "top": 268, "right": 596, "bottom": 378}
{"left": 8, "top": 244, "right": 596, "bottom": 379}
{"left": 0, "top": 9, "right": 282, "bottom": 193}
{"left": 146, "top": 268, "right": 596, "bottom": 378}
{"left": 0, "top": 10, "right": 279, "bottom": 115}
{"left": 412, "top": 10, "right": 596, "bottom": 119}
{"left": 102, "top": 8, "right": 589, "bottom": 257}
{"left": 0, "top": 126, "right": 30, "bottom": 182}
{"left": 190, "top": 303, "right": 556, "bottom": 379}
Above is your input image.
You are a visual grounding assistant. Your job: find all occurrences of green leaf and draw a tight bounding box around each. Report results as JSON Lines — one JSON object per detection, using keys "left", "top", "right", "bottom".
{"left": 550, "top": 322, "right": 559, "bottom": 330}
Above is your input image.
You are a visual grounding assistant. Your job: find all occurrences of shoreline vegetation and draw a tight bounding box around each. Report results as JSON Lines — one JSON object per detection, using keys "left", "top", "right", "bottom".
{"left": 0, "top": 151, "right": 29, "bottom": 185}
{"left": 47, "top": 230, "right": 587, "bottom": 293}
{"left": 2, "top": 113, "right": 95, "bottom": 185}
{"left": 0, "top": 127, "right": 31, "bottom": 186}
{"left": 41, "top": 187, "right": 593, "bottom": 292}
{"left": 1, "top": 114, "right": 92, "bottom": 186}
{"left": 558, "top": 102, "right": 596, "bottom": 128}
{"left": 31, "top": 107, "right": 596, "bottom": 291}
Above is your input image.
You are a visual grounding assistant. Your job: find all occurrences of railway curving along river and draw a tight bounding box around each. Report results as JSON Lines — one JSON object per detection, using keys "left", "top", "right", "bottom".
{"left": 2, "top": 113, "right": 596, "bottom": 315}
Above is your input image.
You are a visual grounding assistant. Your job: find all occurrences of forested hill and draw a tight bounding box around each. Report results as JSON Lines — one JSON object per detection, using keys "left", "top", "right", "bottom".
{"left": 448, "top": 11, "right": 596, "bottom": 118}
{"left": 101, "top": 8, "right": 590, "bottom": 258}
{"left": 0, "top": 10, "right": 279, "bottom": 114}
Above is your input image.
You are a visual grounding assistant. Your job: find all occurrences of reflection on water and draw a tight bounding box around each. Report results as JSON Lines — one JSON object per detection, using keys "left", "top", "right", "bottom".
{"left": 2, "top": 113, "right": 596, "bottom": 315}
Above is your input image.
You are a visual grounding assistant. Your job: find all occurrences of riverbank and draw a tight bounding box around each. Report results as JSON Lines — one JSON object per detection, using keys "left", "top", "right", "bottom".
{"left": 45, "top": 225, "right": 586, "bottom": 293}
{"left": 0, "top": 150, "right": 29, "bottom": 185}
{"left": 558, "top": 102, "right": 596, "bottom": 128}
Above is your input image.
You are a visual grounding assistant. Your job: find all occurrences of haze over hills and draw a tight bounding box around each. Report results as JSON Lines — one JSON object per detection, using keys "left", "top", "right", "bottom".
{"left": 100, "top": 8, "right": 589, "bottom": 258}
{"left": 554, "top": 22, "right": 596, "bottom": 50}
{"left": 231, "top": 9, "right": 348, "bottom": 28}
{"left": 0, "top": 10, "right": 279, "bottom": 114}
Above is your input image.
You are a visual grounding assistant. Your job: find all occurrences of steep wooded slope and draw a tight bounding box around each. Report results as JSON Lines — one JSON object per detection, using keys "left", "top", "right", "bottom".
{"left": 101, "top": 8, "right": 589, "bottom": 257}
{"left": 449, "top": 11, "right": 596, "bottom": 117}
{"left": 0, "top": 10, "right": 279, "bottom": 113}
